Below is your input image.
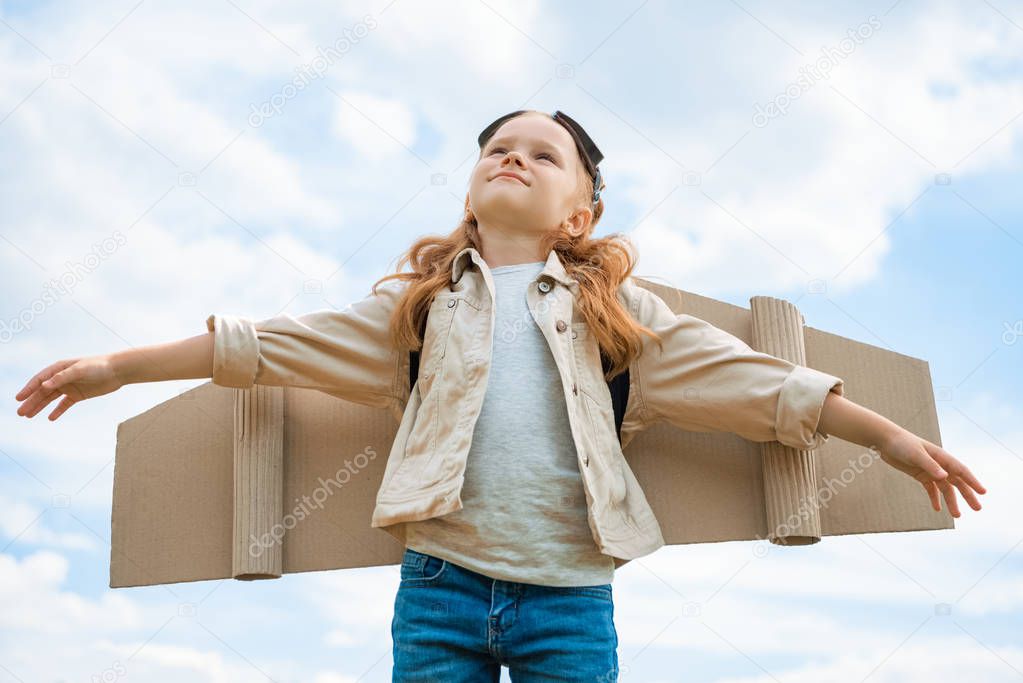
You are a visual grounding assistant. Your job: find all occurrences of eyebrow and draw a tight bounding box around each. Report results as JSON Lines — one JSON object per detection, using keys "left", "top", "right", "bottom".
{"left": 486, "top": 135, "right": 565, "bottom": 158}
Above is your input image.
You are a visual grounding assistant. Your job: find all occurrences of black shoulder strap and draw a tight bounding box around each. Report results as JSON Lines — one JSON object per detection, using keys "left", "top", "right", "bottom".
{"left": 409, "top": 346, "right": 420, "bottom": 393}
{"left": 603, "top": 350, "right": 630, "bottom": 446}
{"left": 409, "top": 313, "right": 629, "bottom": 446}
{"left": 409, "top": 309, "right": 425, "bottom": 396}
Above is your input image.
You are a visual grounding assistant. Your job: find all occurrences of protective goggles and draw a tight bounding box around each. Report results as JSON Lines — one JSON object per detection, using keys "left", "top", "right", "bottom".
{"left": 477, "top": 109, "right": 604, "bottom": 204}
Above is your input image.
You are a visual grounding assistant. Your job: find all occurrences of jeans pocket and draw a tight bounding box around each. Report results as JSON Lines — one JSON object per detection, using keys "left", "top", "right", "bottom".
{"left": 399, "top": 548, "right": 447, "bottom": 585}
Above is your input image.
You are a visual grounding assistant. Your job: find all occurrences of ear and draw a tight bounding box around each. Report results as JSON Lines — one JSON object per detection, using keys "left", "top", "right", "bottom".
{"left": 565, "top": 206, "right": 592, "bottom": 237}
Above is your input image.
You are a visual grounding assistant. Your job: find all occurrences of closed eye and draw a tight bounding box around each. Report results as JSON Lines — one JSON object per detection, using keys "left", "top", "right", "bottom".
{"left": 489, "top": 147, "right": 557, "bottom": 163}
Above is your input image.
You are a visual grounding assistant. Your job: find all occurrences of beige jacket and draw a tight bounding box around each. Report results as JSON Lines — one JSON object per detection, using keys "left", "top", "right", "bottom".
{"left": 206, "top": 247, "right": 844, "bottom": 569}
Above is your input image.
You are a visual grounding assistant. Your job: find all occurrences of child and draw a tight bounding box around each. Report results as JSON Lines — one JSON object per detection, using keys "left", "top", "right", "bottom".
{"left": 15, "top": 109, "right": 986, "bottom": 682}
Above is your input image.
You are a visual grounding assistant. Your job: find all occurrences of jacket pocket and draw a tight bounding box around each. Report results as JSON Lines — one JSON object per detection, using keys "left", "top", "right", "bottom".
{"left": 390, "top": 294, "right": 464, "bottom": 492}
{"left": 417, "top": 294, "right": 460, "bottom": 396}
{"left": 571, "top": 328, "right": 628, "bottom": 506}
{"left": 579, "top": 392, "right": 629, "bottom": 505}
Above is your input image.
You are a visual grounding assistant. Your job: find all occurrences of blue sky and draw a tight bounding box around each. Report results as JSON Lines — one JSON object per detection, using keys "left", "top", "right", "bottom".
{"left": 2, "top": 0, "right": 1021, "bottom": 681}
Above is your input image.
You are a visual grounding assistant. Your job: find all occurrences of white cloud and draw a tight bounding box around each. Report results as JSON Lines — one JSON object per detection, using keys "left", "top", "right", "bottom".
{"left": 306, "top": 566, "right": 402, "bottom": 647}
{"left": 0, "top": 493, "right": 98, "bottom": 551}
{"left": 331, "top": 91, "right": 417, "bottom": 161}
{"left": 0, "top": 550, "right": 143, "bottom": 633}
{"left": 313, "top": 673, "right": 362, "bottom": 683}
{"left": 609, "top": 3, "right": 1023, "bottom": 297}
{"left": 358, "top": 0, "right": 546, "bottom": 81}
{"left": 702, "top": 638, "right": 1023, "bottom": 683}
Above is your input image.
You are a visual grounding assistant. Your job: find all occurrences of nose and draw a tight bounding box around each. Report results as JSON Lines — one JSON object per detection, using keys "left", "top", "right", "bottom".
{"left": 501, "top": 152, "right": 525, "bottom": 169}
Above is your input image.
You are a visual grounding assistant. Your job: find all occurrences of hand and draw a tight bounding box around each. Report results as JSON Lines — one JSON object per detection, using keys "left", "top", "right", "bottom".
{"left": 15, "top": 355, "right": 124, "bottom": 421}
{"left": 877, "top": 428, "right": 986, "bottom": 518}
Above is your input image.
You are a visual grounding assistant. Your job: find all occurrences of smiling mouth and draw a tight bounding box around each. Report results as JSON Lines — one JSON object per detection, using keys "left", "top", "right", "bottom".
{"left": 494, "top": 175, "right": 526, "bottom": 185}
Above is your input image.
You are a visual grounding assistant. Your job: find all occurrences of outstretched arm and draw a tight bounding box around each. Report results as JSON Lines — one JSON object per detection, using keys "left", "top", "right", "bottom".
{"left": 624, "top": 278, "right": 986, "bottom": 519}
{"left": 817, "top": 392, "right": 986, "bottom": 517}
{"left": 16, "top": 280, "right": 409, "bottom": 422}
{"left": 16, "top": 333, "right": 215, "bottom": 421}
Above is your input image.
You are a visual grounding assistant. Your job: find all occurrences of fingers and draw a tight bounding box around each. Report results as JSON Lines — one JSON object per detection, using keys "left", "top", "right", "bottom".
{"left": 41, "top": 369, "right": 69, "bottom": 393}
{"left": 20, "top": 386, "right": 64, "bottom": 419}
{"left": 48, "top": 395, "right": 76, "bottom": 421}
{"left": 964, "top": 471, "right": 986, "bottom": 495}
{"left": 949, "top": 475, "right": 983, "bottom": 512}
{"left": 921, "top": 470, "right": 982, "bottom": 518}
{"left": 15, "top": 360, "right": 71, "bottom": 402}
{"left": 16, "top": 385, "right": 45, "bottom": 417}
{"left": 951, "top": 460, "right": 986, "bottom": 495}
{"left": 936, "top": 478, "right": 961, "bottom": 518}
{"left": 925, "top": 441, "right": 987, "bottom": 496}
{"left": 922, "top": 480, "right": 941, "bottom": 512}
{"left": 17, "top": 366, "right": 81, "bottom": 418}
{"left": 15, "top": 369, "right": 47, "bottom": 402}
{"left": 914, "top": 442, "right": 949, "bottom": 480}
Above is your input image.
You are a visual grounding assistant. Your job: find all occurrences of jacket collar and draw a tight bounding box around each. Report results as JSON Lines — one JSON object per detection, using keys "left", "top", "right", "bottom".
{"left": 450, "top": 246, "right": 579, "bottom": 290}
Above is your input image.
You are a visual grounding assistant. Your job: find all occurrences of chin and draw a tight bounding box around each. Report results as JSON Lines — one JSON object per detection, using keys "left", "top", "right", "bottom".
{"left": 480, "top": 193, "right": 529, "bottom": 211}
{"left": 475, "top": 200, "right": 539, "bottom": 226}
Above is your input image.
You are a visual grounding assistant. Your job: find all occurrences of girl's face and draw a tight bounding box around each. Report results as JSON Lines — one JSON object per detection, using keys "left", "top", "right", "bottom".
{"left": 468, "top": 112, "right": 590, "bottom": 240}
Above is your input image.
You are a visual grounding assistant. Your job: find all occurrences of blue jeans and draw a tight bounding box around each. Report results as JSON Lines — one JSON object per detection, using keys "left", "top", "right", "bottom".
{"left": 392, "top": 547, "right": 619, "bottom": 682}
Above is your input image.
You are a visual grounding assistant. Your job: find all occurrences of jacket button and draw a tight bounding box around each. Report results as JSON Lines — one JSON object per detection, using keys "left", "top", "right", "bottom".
{"left": 572, "top": 383, "right": 578, "bottom": 395}
{"left": 556, "top": 319, "right": 567, "bottom": 332}
{"left": 538, "top": 280, "right": 552, "bottom": 293}
{"left": 447, "top": 299, "right": 456, "bottom": 308}
{"left": 571, "top": 330, "right": 578, "bottom": 339}
{"left": 583, "top": 455, "right": 589, "bottom": 466}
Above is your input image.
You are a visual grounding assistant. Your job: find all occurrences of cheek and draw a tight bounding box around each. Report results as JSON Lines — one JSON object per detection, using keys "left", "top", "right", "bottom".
{"left": 467, "top": 169, "right": 486, "bottom": 194}
{"left": 470, "top": 163, "right": 493, "bottom": 186}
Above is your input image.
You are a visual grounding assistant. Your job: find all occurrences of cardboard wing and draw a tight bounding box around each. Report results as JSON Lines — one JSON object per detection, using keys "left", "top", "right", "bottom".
{"left": 110, "top": 278, "right": 951, "bottom": 588}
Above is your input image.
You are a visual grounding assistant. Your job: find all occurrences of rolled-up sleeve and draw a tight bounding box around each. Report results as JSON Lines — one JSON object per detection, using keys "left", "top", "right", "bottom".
{"left": 776, "top": 363, "right": 844, "bottom": 450}
{"left": 206, "top": 313, "right": 260, "bottom": 388}
{"left": 629, "top": 282, "right": 844, "bottom": 450}
{"left": 204, "top": 281, "right": 408, "bottom": 410}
